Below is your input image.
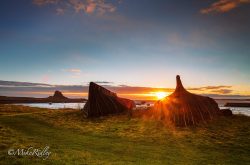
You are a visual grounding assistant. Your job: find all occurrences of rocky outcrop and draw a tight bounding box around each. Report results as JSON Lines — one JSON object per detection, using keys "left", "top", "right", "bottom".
{"left": 220, "top": 109, "right": 233, "bottom": 116}
{"left": 82, "top": 82, "right": 135, "bottom": 118}
{"left": 0, "top": 91, "right": 86, "bottom": 104}
{"left": 154, "top": 75, "right": 220, "bottom": 126}
{"left": 47, "top": 90, "right": 68, "bottom": 101}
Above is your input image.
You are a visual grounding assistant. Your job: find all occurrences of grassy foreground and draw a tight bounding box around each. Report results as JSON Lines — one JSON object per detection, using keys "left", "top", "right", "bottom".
{"left": 0, "top": 105, "right": 250, "bottom": 165}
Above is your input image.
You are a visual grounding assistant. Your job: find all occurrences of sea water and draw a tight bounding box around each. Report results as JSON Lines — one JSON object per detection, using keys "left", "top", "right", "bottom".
{"left": 16, "top": 103, "right": 86, "bottom": 110}
{"left": 16, "top": 102, "right": 250, "bottom": 116}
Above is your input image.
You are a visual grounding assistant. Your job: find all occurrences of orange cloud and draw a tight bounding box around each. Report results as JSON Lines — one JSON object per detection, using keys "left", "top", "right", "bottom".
{"left": 1, "top": 80, "right": 247, "bottom": 99}
{"left": 187, "top": 85, "right": 232, "bottom": 91}
{"left": 200, "top": 0, "right": 250, "bottom": 14}
{"left": 33, "top": 0, "right": 117, "bottom": 15}
{"left": 210, "top": 89, "right": 233, "bottom": 94}
{"left": 85, "top": 2, "right": 96, "bottom": 13}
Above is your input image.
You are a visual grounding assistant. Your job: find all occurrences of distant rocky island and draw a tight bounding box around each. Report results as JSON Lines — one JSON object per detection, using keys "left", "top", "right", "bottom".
{"left": 0, "top": 91, "right": 87, "bottom": 104}
{"left": 225, "top": 102, "right": 250, "bottom": 107}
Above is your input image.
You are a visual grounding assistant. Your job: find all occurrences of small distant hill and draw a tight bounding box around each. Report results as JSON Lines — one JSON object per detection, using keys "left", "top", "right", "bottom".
{"left": 47, "top": 91, "right": 68, "bottom": 101}
{"left": 225, "top": 102, "right": 250, "bottom": 107}
{"left": 0, "top": 91, "right": 86, "bottom": 104}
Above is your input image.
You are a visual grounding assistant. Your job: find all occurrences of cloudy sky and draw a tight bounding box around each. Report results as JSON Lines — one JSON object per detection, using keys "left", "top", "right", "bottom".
{"left": 0, "top": 0, "right": 250, "bottom": 99}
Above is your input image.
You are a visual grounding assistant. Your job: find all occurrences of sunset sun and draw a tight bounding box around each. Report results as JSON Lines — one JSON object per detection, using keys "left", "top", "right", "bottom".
{"left": 155, "top": 92, "right": 168, "bottom": 100}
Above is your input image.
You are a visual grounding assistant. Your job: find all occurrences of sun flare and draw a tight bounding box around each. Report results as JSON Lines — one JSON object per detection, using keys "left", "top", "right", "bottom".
{"left": 155, "top": 92, "right": 168, "bottom": 100}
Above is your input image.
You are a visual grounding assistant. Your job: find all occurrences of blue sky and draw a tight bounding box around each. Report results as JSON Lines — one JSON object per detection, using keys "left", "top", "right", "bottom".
{"left": 0, "top": 0, "right": 250, "bottom": 98}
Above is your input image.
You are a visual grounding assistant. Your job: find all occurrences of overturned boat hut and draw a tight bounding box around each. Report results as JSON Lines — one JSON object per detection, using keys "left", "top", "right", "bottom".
{"left": 82, "top": 82, "right": 135, "bottom": 118}
{"left": 154, "top": 75, "right": 220, "bottom": 126}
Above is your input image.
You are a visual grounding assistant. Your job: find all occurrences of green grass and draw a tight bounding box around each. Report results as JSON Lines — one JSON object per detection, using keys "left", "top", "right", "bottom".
{"left": 0, "top": 104, "right": 250, "bottom": 165}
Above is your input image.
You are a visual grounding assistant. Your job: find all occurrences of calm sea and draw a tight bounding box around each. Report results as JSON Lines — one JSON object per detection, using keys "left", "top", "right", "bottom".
{"left": 16, "top": 102, "right": 250, "bottom": 117}
{"left": 16, "top": 103, "right": 85, "bottom": 110}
